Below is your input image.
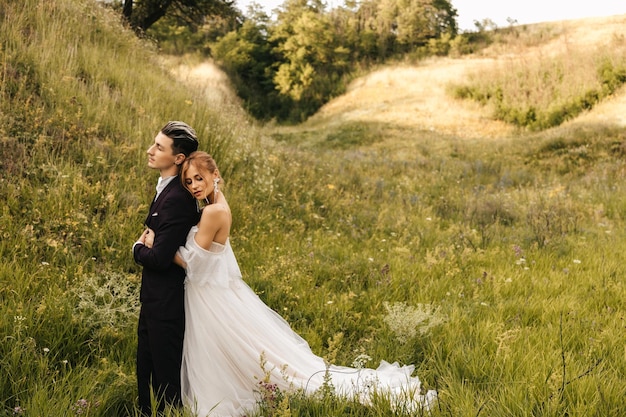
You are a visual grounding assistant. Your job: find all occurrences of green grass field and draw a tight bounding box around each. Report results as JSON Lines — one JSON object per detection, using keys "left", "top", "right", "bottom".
{"left": 1, "top": 0, "right": 625, "bottom": 416}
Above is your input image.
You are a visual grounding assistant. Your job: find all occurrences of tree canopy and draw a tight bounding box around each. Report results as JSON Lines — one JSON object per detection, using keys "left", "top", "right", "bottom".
{"left": 119, "top": 0, "right": 461, "bottom": 123}
{"left": 211, "top": 0, "right": 458, "bottom": 122}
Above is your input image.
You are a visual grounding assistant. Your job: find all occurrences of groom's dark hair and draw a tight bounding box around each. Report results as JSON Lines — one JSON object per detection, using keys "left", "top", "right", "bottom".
{"left": 161, "top": 121, "right": 199, "bottom": 157}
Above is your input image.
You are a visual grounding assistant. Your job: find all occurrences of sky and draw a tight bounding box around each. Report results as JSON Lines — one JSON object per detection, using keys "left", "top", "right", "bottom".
{"left": 235, "top": 0, "right": 626, "bottom": 31}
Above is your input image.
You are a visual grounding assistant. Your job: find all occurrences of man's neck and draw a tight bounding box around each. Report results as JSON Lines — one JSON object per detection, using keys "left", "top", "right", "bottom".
{"left": 159, "top": 166, "right": 179, "bottom": 178}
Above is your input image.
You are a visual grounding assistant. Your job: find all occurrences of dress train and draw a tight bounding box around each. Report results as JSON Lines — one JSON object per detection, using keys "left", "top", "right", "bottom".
{"left": 178, "top": 227, "right": 436, "bottom": 416}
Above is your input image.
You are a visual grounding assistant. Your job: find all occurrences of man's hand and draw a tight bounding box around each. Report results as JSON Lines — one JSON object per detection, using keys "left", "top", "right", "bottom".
{"left": 138, "top": 228, "right": 155, "bottom": 248}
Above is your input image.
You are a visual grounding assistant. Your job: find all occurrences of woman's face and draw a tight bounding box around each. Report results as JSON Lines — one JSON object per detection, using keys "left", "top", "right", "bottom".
{"left": 184, "top": 164, "right": 214, "bottom": 200}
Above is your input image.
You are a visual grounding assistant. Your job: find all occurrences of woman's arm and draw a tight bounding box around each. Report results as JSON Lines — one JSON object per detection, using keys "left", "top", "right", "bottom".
{"left": 145, "top": 228, "right": 187, "bottom": 269}
{"left": 173, "top": 251, "right": 187, "bottom": 269}
{"left": 133, "top": 193, "right": 198, "bottom": 270}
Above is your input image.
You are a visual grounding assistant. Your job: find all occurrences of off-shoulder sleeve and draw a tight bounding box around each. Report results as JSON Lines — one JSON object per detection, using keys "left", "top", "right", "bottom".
{"left": 177, "top": 233, "right": 242, "bottom": 289}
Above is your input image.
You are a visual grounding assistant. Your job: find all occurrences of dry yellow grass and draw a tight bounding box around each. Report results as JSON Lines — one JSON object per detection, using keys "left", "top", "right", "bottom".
{"left": 541, "top": 15, "right": 626, "bottom": 130}
{"left": 309, "top": 57, "right": 513, "bottom": 139}
{"left": 161, "top": 55, "right": 244, "bottom": 112}
{"left": 170, "top": 14, "right": 626, "bottom": 138}
{"left": 310, "top": 14, "right": 626, "bottom": 138}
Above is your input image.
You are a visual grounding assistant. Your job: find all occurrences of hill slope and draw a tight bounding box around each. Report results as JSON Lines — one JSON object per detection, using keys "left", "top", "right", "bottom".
{"left": 308, "top": 14, "right": 626, "bottom": 138}
{"left": 3, "top": 2, "right": 626, "bottom": 415}
{"left": 175, "top": 14, "right": 626, "bottom": 138}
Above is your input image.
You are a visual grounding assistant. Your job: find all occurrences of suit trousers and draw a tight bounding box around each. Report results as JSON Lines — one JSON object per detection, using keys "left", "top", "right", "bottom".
{"left": 136, "top": 307, "right": 185, "bottom": 415}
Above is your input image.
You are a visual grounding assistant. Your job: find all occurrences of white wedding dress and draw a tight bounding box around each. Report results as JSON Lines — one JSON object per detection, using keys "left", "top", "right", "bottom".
{"left": 178, "top": 226, "right": 437, "bottom": 417}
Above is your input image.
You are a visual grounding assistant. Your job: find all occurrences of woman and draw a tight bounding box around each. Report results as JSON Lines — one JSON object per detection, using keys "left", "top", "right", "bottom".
{"left": 145, "top": 151, "right": 436, "bottom": 417}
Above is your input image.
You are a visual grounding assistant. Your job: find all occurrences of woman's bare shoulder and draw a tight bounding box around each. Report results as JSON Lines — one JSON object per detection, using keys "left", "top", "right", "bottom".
{"left": 200, "top": 203, "right": 230, "bottom": 221}
{"left": 196, "top": 203, "right": 231, "bottom": 245}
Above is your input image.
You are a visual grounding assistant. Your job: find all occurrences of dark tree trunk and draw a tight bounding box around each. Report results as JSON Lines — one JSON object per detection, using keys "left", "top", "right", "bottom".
{"left": 122, "top": 0, "right": 133, "bottom": 24}
{"left": 137, "top": 0, "right": 174, "bottom": 32}
{"left": 121, "top": 0, "right": 236, "bottom": 33}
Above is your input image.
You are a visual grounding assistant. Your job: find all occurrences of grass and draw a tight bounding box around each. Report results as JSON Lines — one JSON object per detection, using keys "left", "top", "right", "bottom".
{"left": 1, "top": 0, "right": 626, "bottom": 416}
{"left": 451, "top": 26, "right": 626, "bottom": 130}
{"left": 251, "top": 123, "right": 626, "bottom": 415}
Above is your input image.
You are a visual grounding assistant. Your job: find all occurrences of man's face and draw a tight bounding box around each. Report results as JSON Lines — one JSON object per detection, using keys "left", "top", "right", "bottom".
{"left": 146, "top": 132, "right": 179, "bottom": 173}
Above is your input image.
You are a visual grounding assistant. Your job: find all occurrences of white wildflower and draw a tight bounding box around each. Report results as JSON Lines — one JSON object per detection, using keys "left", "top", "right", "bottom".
{"left": 351, "top": 354, "right": 372, "bottom": 369}
{"left": 383, "top": 302, "right": 445, "bottom": 343}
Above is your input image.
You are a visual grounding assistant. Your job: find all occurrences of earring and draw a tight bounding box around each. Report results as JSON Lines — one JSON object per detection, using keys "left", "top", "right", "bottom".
{"left": 213, "top": 178, "right": 219, "bottom": 197}
{"left": 196, "top": 197, "right": 211, "bottom": 212}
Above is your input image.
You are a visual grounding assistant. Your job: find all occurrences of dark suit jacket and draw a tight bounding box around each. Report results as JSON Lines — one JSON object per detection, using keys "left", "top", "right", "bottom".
{"left": 133, "top": 177, "right": 200, "bottom": 320}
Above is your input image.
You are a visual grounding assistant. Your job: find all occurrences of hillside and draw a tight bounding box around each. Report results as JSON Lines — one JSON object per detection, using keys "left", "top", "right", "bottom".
{"left": 313, "top": 14, "right": 626, "bottom": 138}
{"left": 173, "top": 14, "right": 626, "bottom": 138}
{"left": 3, "top": 2, "right": 626, "bottom": 415}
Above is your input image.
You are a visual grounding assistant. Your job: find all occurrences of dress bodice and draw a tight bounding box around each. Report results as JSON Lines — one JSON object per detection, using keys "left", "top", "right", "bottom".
{"left": 177, "top": 226, "right": 243, "bottom": 288}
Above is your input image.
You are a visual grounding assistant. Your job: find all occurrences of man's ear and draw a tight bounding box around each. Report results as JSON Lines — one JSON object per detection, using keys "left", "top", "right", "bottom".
{"left": 175, "top": 154, "right": 186, "bottom": 166}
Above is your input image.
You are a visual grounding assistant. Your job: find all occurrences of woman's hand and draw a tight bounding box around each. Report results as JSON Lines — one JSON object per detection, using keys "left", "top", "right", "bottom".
{"left": 174, "top": 252, "right": 187, "bottom": 269}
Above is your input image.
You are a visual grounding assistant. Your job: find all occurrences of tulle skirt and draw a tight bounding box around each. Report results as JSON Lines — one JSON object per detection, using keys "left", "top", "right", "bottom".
{"left": 181, "top": 277, "right": 436, "bottom": 417}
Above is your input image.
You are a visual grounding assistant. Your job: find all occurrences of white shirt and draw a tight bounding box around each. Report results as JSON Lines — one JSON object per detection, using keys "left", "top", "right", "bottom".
{"left": 155, "top": 175, "right": 177, "bottom": 201}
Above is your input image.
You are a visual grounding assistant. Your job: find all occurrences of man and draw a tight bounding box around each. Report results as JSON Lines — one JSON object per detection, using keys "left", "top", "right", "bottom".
{"left": 133, "top": 121, "right": 200, "bottom": 415}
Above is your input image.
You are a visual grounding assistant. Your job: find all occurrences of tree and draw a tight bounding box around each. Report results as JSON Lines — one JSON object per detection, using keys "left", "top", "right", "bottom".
{"left": 270, "top": 0, "right": 351, "bottom": 120}
{"left": 122, "top": 0, "right": 238, "bottom": 33}
{"left": 212, "top": 7, "right": 286, "bottom": 120}
{"left": 213, "top": 0, "right": 462, "bottom": 122}
{"left": 375, "top": 0, "right": 457, "bottom": 52}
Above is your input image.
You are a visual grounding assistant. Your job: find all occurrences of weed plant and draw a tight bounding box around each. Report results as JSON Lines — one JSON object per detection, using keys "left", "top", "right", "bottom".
{"left": 1, "top": 0, "right": 625, "bottom": 416}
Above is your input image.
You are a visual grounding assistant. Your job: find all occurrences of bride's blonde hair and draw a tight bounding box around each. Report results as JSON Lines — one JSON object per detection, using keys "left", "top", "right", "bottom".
{"left": 180, "top": 151, "right": 224, "bottom": 193}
